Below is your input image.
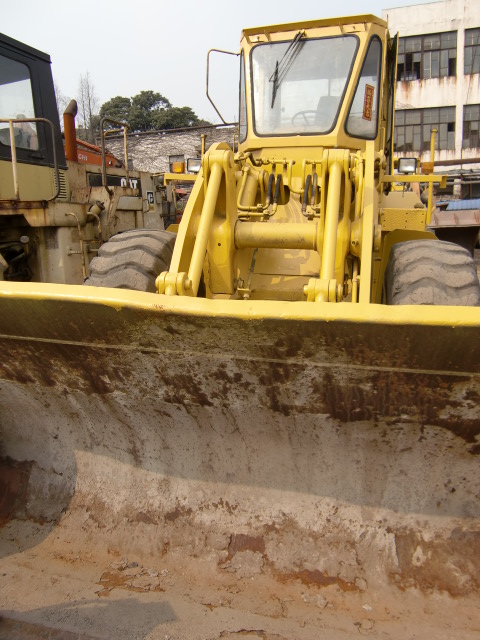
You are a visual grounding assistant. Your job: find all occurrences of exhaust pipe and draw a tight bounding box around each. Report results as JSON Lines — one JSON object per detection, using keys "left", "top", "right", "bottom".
{"left": 63, "top": 99, "right": 78, "bottom": 162}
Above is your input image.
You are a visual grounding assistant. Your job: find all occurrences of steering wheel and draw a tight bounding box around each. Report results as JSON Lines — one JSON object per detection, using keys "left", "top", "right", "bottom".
{"left": 291, "top": 110, "right": 317, "bottom": 127}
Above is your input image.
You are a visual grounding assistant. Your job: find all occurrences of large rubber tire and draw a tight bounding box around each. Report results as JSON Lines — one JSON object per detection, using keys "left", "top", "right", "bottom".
{"left": 84, "top": 229, "right": 176, "bottom": 293}
{"left": 385, "top": 239, "right": 480, "bottom": 306}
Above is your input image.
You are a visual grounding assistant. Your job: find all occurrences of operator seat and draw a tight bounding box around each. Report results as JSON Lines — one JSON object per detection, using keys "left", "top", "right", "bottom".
{"left": 315, "top": 95, "right": 339, "bottom": 130}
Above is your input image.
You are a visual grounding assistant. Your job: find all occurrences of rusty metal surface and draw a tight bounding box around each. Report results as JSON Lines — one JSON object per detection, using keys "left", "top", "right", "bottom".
{"left": 429, "top": 209, "right": 480, "bottom": 253}
{"left": 430, "top": 209, "right": 480, "bottom": 227}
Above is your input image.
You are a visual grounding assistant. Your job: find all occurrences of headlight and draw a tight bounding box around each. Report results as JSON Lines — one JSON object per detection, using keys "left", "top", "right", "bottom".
{"left": 397, "top": 157, "right": 418, "bottom": 174}
{"left": 187, "top": 158, "right": 201, "bottom": 174}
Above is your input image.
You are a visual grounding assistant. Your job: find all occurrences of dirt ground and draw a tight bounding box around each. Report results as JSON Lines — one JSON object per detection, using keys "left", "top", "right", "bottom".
{"left": 0, "top": 519, "right": 479, "bottom": 640}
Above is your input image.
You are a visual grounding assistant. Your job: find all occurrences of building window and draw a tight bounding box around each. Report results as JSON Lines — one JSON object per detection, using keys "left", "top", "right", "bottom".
{"left": 397, "top": 31, "right": 457, "bottom": 81}
{"left": 464, "top": 28, "right": 480, "bottom": 75}
{"left": 395, "top": 107, "right": 455, "bottom": 153}
{"left": 463, "top": 104, "right": 479, "bottom": 148}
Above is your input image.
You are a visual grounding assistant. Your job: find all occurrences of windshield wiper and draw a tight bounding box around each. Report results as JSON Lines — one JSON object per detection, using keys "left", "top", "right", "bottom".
{"left": 270, "top": 30, "right": 306, "bottom": 108}
{"left": 270, "top": 61, "right": 279, "bottom": 108}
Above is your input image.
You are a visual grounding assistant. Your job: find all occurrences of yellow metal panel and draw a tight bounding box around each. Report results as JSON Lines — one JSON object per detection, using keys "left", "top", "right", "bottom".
{"left": 358, "top": 142, "right": 376, "bottom": 304}
{"left": 242, "top": 15, "right": 387, "bottom": 39}
{"left": 0, "top": 160, "right": 59, "bottom": 201}
{"left": 2, "top": 280, "right": 479, "bottom": 327}
{"left": 163, "top": 173, "right": 197, "bottom": 183}
{"left": 380, "top": 208, "right": 426, "bottom": 231}
{"left": 383, "top": 174, "right": 447, "bottom": 188}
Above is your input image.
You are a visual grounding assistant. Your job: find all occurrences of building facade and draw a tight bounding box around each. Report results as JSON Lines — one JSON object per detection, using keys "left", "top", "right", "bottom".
{"left": 382, "top": 0, "right": 479, "bottom": 194}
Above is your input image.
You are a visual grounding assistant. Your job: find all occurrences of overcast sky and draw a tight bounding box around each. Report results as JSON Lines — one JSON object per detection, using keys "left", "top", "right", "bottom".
{"left": 3, "top": 0, "right": 434, "bottom": 124}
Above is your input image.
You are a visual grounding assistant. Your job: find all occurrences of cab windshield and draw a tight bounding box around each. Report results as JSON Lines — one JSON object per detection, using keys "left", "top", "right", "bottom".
{"left": 251, "top": 34, "right": 358, "bottom": 136}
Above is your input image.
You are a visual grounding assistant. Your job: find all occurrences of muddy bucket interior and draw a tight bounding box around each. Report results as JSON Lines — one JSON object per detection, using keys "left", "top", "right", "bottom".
{"left": 1, "top": 290, "right": 479, "bottom": 638}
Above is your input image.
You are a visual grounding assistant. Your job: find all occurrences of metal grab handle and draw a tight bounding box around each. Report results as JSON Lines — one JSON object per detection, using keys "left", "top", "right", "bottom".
{"left": 206, "top": 49, "right": 240, "bottom": 126}
{"left": 0, "top": 117, "right": 60, "bottom": 201}
{"left": 99, "top": 117, "right": 130, "bottom": 195}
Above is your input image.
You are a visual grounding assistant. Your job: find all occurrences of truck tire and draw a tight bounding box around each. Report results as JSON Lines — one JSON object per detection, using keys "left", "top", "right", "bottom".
{"left": 84, "top": 229, "right": 176, "bottom": 293}
{"left": 385, "top": 239, "right": 480, "bottom": 306}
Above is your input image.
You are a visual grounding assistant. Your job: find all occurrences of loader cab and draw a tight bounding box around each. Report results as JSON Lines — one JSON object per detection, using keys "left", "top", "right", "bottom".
{"left": 0, "top": 32, "right": 66, "bottom": 201}
{"left": 238, "top": 16, "right": 388, "bottom": 155}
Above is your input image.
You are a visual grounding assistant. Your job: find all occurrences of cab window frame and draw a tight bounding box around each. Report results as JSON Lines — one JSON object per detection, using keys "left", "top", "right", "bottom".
{"left": 238, "top": 50, "right": 247, "bottom": 143}
{"left": 0, "top": 33, "right": 66, "bottom": 169}
{"left": 249, "top": 33, "right": 360, "bottom": 138}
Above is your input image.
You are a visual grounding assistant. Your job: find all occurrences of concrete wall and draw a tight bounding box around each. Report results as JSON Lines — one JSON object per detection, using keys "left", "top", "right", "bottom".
{"left": 382, "top": 0, "right": 478, "bottom": 36}
{"left": 103, "top": 124, "right": 238, "bottom": 174}
{"left": 382, "top": 0, "right": 480, "bottom": 165}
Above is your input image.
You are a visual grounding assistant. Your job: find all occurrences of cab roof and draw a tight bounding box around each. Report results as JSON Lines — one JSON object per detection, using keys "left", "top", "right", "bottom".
{"left": 242, "top": 14, "right": 387, "bottom": 39}
{"left": 0, "top": 32, "right": 51, "bottom": 63}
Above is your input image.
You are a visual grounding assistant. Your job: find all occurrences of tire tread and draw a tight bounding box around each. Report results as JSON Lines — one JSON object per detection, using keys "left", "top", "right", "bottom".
{"left": 385, "top": 240, "right": 480, "bottom": 306}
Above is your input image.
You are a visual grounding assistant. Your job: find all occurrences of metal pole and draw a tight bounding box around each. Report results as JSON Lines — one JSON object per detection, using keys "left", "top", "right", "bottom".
{"left": 8, "top": 121, "right": 20, "bottom": 200}
{"left": 427, "top": 128, "right": 437, "bottom": 224}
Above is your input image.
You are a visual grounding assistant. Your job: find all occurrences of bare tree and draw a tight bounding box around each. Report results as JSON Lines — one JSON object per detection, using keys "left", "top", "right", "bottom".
{"left": 53, "top": 80, "right": 70, "bottom": 129}
{"left": 77, "top": 72, "right": 99, "bottom": 143}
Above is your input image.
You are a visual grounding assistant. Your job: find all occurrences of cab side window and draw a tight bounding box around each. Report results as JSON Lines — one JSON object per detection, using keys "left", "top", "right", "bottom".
{"left": 0, "top": 55, "right": 38, "bottom": 150}
{"left": 346, "top": 37, "right": 382, "bottom": 140}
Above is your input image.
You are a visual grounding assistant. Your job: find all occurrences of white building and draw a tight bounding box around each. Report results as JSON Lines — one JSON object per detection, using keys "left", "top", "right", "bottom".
{"left": 382, "top": 0, "right": 479, "bottom": 193}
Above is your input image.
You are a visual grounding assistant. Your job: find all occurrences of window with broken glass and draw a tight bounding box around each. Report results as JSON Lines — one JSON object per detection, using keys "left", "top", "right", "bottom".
{"left": 397, "top": 31, "right": 457, "bottom": 81}
{"left": 464, "top": 29, "right": 480, "bottom": 75}
{"left": 395, "top": 106, "right": 455, "bottom": 153}
{"left": 463, "top": 104, "right": 479, "bottom": 149}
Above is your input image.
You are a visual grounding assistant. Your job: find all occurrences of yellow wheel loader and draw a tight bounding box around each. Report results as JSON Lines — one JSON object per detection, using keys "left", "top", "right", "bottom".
{"left": 1, "top": 16, "right": 480, "bottom": 639}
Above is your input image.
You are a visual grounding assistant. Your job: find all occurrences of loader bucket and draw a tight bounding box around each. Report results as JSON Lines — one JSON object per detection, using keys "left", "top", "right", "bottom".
{"left": 1, "top": 282, "right": 480, "bottom": 638}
